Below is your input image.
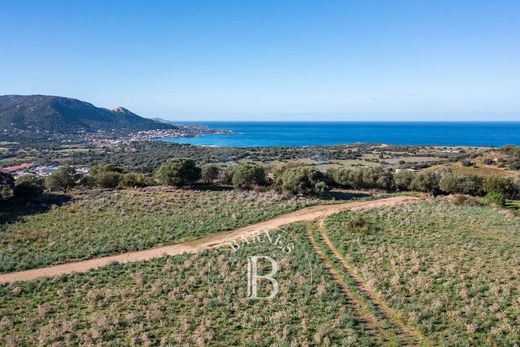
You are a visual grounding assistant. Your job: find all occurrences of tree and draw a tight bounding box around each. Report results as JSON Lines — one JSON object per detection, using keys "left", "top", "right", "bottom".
{"left": 45, "top": 166, "right": 79, "bottom": 193}
{"left": 439, "top": 171, "right": 484, "bottom": 196}
{"left": 394, "top": 171, "right": 415, "bottom": 191}
{"left": 201, "top": 164, "right": 220, "bottom": 184}
{"left": 13, "top": 175, "right": 44, "bottom": 200}
{"left": 155, "top": 158, "right": 201, "bottom": 187}
{"left": 118, "top": 173, "right": 147, "bottom": 188}
{"left": 0, "top": 173, "right": 15, "bottom": 199}
{"left": 483, "top": 176, "right": 519, "bottom": 199}
{"left": 327, "top": 168, "right": 364, "bottom": 189}
{"left": 275, "top": 167, "right": 328, "bottom": 195}
{"left": 96, "top": 171, "right": 123, "bottom": 188}
{"left": 411, "top": 170, "right": 442, "bottom": 196}
{"left": 89, "top": 163, "right": 123, "bottom": 188}
{"left": 220, "top": 164, "right": 239, "bottom": 185}
{"left": 375, "top": 170, "right": 395, "bottom": 191}
{"left": 231, "top": 163, "right": 266, "bottom": 190}
{"left": 89, "top": 163, "right": 123, "bottom": 176}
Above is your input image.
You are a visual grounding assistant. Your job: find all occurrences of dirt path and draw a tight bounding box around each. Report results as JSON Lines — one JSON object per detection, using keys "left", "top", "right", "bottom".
{"left": 0, "top": 195, "right": 421, "bottom": 284}
{"left": 316, "top": 219, "right": 430, "bottom": 346}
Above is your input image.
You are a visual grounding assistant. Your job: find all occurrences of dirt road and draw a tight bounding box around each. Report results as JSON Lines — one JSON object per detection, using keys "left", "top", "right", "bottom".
{"left": 0, "top": 195, "right": 420, "bottom": 284}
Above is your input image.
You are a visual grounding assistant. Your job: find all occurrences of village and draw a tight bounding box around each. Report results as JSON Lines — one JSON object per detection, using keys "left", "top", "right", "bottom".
{"left": 0, "top": 162, "right": 89, "bottom": 178}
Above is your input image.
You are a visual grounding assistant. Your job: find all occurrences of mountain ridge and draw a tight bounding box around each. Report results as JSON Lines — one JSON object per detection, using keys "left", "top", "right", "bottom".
{"left": 0, "top": 95, "right": 176, "bottom": 134}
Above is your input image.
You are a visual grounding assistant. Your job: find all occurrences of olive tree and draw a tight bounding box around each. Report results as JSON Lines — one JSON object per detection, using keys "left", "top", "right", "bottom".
{"left": 45, "top": 166, "right": 79, "bottom": 193}
{"left": 276, "top": 167, "right": 328, "bottom": 195}
{"left": 231, "top": 163, "right": 266, "bottom": 190}
{"left": 155, "top": 158, "right": 201, "bottom": 187}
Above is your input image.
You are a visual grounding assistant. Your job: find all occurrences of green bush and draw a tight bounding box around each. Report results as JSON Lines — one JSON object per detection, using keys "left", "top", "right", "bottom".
{"left": 328, "top": 168, "right": 363, "bottom": 189}
{"left": 439, "top": 171, "right": 484, "bottom": 196}
{"left": 483, "top": 176, "right": 519, "bottom": 199}
{"left": 201, "top": 164, "right": 220, "bottom": 184}
{"left": 118, "top": 173, "right": 148, "bottom": 188}
{"left": 485, "top": 191, "right": 506, "bottom": 207}
{"left": 275, "top": 166, "right": 328, "bottom": 195}
{"left": 0, "top": 172, "right": 15, "bottom": 199}
{"left": 346, "top": 215, "right": 380, "bottom": 234}
{"left": 411, "top": 170, "right": 442, "bottom": 195}
{"left": 45, "top": 166, "right": 79, "bottom": 193}
{"left": 14, "top": 175, "right": 44, "bottom": 200}
{"left": 94, "top": 171, "right": 123, "bottom": 189}
{"left": 155, "top": 158, "right": 201, "bottom": 187}
{"left": 394, "top": 170, "right": 416, "bottom": 191}
{"left": 220, "top": 164, "right": 239, "bottom": 184}
{"left": 89, "top": 163, "right": 124, "bottom": 188}
{"left": 231, "top": 163, "right": 266, "bottom": 190}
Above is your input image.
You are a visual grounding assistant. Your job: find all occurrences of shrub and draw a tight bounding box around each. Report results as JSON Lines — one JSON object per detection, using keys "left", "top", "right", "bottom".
{"left": 231, "top": 163, "right": 266, "bottom": 190}
{"left": 89, "top": 163, "right": 123, "bottom": 176}
{"left": 275, "top": 166, "right": 328, "bottom": 195}
{"left": 78, "top": 175, "right": 95, "bottom": 188}
{"left": 201, "top": 164, "right": 220, "bottom": 184}
{"left": 220, "top": 164, "right": 239, "bottom": 185}
{"left": 328, "top": 168, "right": 363, "bottom": 189}
{"left": 155, "top": 158, "right": 201, "bottom": 187}
{"left": 94, "top": 171, "right": 123, "bottom": 189}
{"left": 486, "top": 192, "right": 506, "bottom": 207}
{"left": 118, "top": 173, "right": 147, "bottom": 188}
{"left": 89, "top": 164, "right": 124, "bottom": 188}
{"left": 346, "top": 215, "right": 380, "bottom": 234}
{"left": 45, "top": 166, "right": 79, "bottom": 193}
{"left": 13, "top": 175, "right": 44, "bottom": 200}
{"left": 439, "top": 171, "right": 484, "bottom": 196}
{"left": 375, "top": 170, "right": 395, "bottom": 191}
{"left": 451, "top": 195, "right": 483, "bottom": 207}
{"left": 394, "top": 170, "right": 415, "bottom": 191}
{"left": 483, "top": 176, "right": 519, "bottom": 199}
{"left": 499, "top": 145, "right": 520, "bottom": 170}
{"left": 411, "top": 170, "right": 442, "bottom": 196}
{"left": 14, "top": 181, "right": 43, "bottom": 200}
{"left": 0, "top": 172, "right": 15, "bottom": 199}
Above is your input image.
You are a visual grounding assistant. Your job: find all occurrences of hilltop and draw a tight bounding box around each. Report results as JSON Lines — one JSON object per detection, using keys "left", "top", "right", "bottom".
{"left": 0, "top": 95, "right": 175, "bottom": 134}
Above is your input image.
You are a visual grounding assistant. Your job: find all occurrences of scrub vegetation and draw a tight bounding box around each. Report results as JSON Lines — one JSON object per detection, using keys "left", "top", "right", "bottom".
{"left": 0, "top": 188, "right": 324, "bottom": 273}
{"left": 0, "top": 225, "right": 377, "bottom": 346}
{"left": 323, "top": 200, "right": 520, "bottom": 345}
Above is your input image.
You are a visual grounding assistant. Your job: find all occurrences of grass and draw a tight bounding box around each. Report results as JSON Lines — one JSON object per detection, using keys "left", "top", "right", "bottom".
{"left": 452, "top": 163, "right": 518, "bottom": 177}
{"left": 323, "top": 200, "right": 520, "bottom": 345}
{"left": 0, "top": 225, "right": 376, "bottom": 346}
{"left": 0, "top": 187, "right": 328, "bottom": 274}
{"left": 506, "top": 200, "right": 520, "bottom": 213}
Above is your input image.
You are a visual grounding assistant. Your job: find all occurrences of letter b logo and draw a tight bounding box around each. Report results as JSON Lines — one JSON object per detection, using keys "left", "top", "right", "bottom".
{"left": 247, "top": 256, "right": 278, "bottom": 300}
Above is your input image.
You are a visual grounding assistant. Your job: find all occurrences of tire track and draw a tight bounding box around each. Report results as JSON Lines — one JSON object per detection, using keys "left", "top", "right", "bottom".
{"left": 305, "top": 223, "right": 400, "bottom": 345}
{"left": 316, "top": 218, "right": 430, "bottom": 346}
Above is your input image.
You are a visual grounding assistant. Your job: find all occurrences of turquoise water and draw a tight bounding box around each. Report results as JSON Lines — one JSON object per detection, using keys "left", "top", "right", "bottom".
{"left": 160, "top": 122, "right": 520, "bottom": 147}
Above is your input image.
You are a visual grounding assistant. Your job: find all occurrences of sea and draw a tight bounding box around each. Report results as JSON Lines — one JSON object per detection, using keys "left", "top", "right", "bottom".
{"left": 160, "top": 121, "right": 520, "bottom": 147}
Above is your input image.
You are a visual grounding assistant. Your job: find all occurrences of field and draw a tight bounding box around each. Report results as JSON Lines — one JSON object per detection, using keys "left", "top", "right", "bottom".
{"left": 0, "top": 225, "right": 377, "bottom": 346}
{"left": 1, "top": 196, "right": 519, "bottom": 345}
{"left": 321, "top": 200, "right": 520, "bottom": 345}
{"left": 0, "top": 187, "right": 328, "bottom": 273}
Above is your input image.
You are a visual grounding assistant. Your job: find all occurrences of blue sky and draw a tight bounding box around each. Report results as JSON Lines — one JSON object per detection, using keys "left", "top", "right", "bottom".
{"left": 1, "top": 0, "right": 519, "bottom": 121}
